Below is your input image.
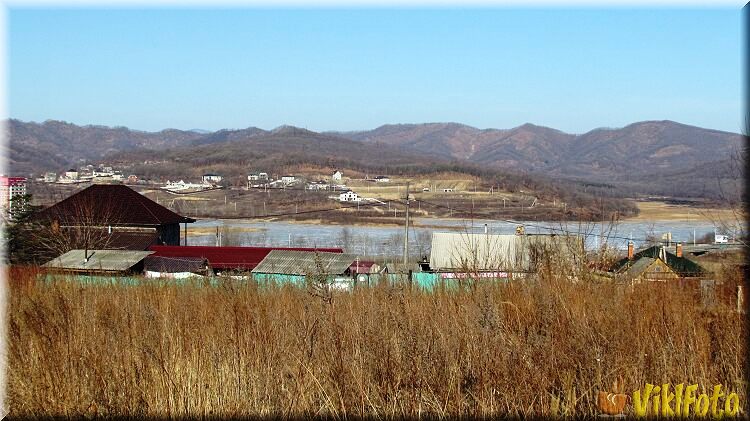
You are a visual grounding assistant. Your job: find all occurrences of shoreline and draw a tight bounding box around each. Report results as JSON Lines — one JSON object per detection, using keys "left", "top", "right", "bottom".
{"left": 188, "top": 209, "right": 738, "bottom": 230}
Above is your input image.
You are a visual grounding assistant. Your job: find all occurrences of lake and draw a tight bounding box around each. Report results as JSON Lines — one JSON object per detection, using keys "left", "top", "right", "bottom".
{"left": 186, "top": 216, "right": 725, "bottom": 258}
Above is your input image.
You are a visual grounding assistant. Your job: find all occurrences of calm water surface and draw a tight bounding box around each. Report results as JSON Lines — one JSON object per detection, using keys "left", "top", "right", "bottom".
{"left": 187, "top": 217, "right": 724, "bottom": 257}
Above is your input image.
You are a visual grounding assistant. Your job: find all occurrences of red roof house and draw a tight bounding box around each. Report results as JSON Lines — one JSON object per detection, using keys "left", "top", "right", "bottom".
{"left": 348, "top": 260, "right": 381, "bottom": 274}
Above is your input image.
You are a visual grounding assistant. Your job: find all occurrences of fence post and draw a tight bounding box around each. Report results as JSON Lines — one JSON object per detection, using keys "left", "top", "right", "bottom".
{"left": 700, "top": 279, "right": 716, "bottom": 309}
{"left": 738, "top": 285, "right": 745, "bottom": 314}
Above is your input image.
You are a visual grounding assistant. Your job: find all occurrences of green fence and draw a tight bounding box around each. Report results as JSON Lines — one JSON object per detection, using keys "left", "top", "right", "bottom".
{"left": 39, "top": 271, "right": 517, "bottom": 290}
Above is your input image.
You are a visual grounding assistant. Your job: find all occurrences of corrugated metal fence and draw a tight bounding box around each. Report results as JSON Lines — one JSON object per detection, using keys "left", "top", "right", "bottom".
{"left": 40, "top": 271, "right": 520, "bottom": 291}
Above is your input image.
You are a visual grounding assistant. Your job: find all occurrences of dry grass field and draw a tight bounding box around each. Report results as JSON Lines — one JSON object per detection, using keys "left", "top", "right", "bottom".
{"left": 6, "top": 264, "right": 746, "bottom": 418}
{"left": 627, "top": 201, "right": 744, "bottom": 222}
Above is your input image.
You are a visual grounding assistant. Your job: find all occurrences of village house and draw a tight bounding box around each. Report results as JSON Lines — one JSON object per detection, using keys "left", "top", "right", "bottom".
{"left": 332, "top": 170, "right": 343, "bottom": 181}
{"left": 43, "top": 249, "right": 154, "bottom": 276}
{"left": 247, "top": 172, "right": 269, "bottom": 181}
{"left": 64, "top": 169, "right": 79, "bottom": 180}
{"left": 34, "top": 184, "right": 195, "bottom": 249}
{"left": 610, "top": 242, "right": 707, "bottom": 283}
{"left": 350, "top": 260, "right": 383, "bottom": 286}
{"left": 281, "top": 175, "right": 298, "bottom": 185}
{"left": 338, "top": 190, "right": 361, "bottom": 202}
{"left": 252, "top": 250, "right": 358, "bottom": 289}
{"left": 202, "top": 173, "right": 223, "bottom": 184}
{"left": 163, "top": 179, "right": 217, "bottom": 193}
{"left": 307, "top": 180, "right": 330, "bottom": 190}
{"left": 373, "top": 175, "right": 390, "bottom": 183}
{"left": 93, "top": 168, "right": 114, "bottom": 177}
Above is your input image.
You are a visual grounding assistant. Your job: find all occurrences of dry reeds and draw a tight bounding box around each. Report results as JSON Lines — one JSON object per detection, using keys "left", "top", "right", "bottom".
{"left": 6, "top": 266, "right": 746, "bottom": 418}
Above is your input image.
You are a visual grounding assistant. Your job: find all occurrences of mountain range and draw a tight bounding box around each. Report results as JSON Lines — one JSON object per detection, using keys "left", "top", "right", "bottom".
{"left": 337, "top": 120, "right": 743, "bottom": 181}
{"left": 5, "top": 118, "right": 743, "bottom": 199}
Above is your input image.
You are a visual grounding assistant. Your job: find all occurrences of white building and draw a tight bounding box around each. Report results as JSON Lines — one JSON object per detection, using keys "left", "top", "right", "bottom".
{"left": 202, "top": 174, "right": 222, "bottom": 184}
{"left": 715, "top": 234, "right": 729, "bottom": 244}
{"left": 374, "top": 176, "right": 390, "bottom": 183}
{"left": 64, "top": 169, "right": 79, "bottom": 180}
{"left": 332, "top": 170, "right": 343, "bottom": 181}
{"left": 307, "top": 180, "right": 329, "bottom": 190}
{"left": 93, "top": 169, "right": 114, "bottom": 177}
{"left": 339, "top": 190, "right": 361, "bottom": 202}
{"left": 44, "top": 172, "right": 58, "bottom": 183}
{"left": 1, "top": 176, "right": 28, "bottom": 218}
{"left": 429, "top": 232, "right": 582, "bottom": 272}
{"left": 248, "top": 171, "right": 269, "bottom": 181}
{"left": 163, "top": 180, "right": 212, "bottom": 192}
{"left": 281, "top": 175, "right": 297, "bottom": 185}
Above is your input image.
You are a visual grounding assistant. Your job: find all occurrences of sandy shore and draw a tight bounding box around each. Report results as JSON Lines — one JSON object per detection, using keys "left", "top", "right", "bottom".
{"left": 624, "top": 201, "right": 743, "bottom": 222}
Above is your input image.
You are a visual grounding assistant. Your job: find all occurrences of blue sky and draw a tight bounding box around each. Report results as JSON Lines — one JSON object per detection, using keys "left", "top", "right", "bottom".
{"left": 8, "top": 7, "right": 743, "bottom": 133}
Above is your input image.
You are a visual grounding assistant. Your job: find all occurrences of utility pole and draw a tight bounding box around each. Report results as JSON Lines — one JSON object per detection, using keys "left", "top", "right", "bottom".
{"left": 403, "top": 182, "right": 410, "bottom": 265}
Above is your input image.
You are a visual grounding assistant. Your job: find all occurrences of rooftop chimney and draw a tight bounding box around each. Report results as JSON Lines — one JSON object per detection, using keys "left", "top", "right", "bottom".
{"left": 627, "top": 241, "right": 634, "bottom": 260}
{"left": 676, "top": 242, "right": 683, "bottom": 258}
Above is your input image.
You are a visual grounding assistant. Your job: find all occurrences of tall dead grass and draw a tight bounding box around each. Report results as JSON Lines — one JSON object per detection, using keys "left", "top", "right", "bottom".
{"left": 6, "top": 266, "right": 746, "bottom": 418}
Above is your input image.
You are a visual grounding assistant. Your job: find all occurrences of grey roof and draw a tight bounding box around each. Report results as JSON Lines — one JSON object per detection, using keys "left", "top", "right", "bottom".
{"left": 621, "top": 257, "right": 657, "bottom": 279}
{"left": 43, "top": 250, "right": 154, "bottom": 272}
{"left": 252, "top": 250, "right": 357, "bottom": 275}
{"left": 143, "top": 255, "right": 208, "bottom": 274}
{"left": 429, "top": 232, "right": 582, "bottom": 271}
{"left": 384, "top": 263, "right": 421, "bottom": 273}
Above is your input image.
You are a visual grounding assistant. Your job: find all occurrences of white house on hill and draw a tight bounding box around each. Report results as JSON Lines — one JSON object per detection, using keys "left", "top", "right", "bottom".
{"left": 339, "top": 191, "right": 361, "bottom": 202}
{"left": 332, "top": 170, "right": 343, "bottom": 181}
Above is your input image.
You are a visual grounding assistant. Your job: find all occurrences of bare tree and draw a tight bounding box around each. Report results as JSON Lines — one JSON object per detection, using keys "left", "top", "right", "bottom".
{"left": 30, "top": 193, "right": 125, "bottom": 260}
{"left": 701, "top": 141, "right": 747, "bottom": 246}
{"left": 219, "top": 225, "right": 244, "bottom": 246}
{"left": 337, "top": 227, "right": 352, "bottom": 251}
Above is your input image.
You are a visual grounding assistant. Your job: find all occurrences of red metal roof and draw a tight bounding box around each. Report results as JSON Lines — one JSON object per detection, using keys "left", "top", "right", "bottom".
{"left": 349, "top": 261, "right": 378, "bottom": 273}
{"left": 35, "top": 184, "right": 195, "bottom": 226}
{"left": 148, "top": 245, "right": 344, "bottom": 271}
